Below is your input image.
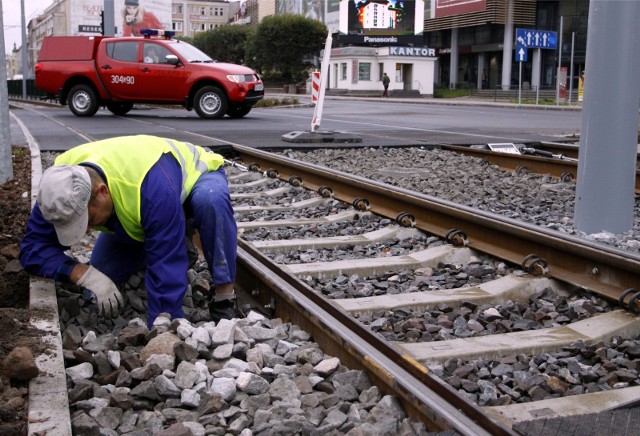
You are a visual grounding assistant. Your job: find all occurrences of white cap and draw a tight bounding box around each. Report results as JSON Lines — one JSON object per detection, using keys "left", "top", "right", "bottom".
{"left": 37, "top": 165, "right": 91, "bottom": 246}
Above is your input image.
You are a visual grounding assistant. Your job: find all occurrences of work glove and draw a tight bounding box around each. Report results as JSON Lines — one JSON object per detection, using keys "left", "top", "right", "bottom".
{"left": 77, "top": 266, "right": 124, "bottom": 318}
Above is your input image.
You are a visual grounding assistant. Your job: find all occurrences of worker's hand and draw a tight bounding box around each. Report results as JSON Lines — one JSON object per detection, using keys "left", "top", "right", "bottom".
{"left": 77, "top": 266, "right": 123, "bottom": 318}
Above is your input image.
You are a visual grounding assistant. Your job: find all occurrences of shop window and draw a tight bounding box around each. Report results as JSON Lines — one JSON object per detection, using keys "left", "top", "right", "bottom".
{"left": 358, "top": 62, "right": 371, "bottom": 81}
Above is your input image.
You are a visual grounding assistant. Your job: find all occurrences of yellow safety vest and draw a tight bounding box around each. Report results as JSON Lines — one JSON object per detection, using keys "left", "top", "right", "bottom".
{"left": 55, "top": 135, "right": 224, "bottom": 241}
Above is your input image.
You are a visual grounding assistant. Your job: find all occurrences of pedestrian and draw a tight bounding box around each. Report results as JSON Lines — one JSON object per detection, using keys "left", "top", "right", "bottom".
{"left": 19, "top": 135, "right": 240, "bottom": 327}
{"left": 122, "top": 0, "right": 163, "bottom": 37}
{"left": 382, "top": 72, "right": 390, "bottom": 98}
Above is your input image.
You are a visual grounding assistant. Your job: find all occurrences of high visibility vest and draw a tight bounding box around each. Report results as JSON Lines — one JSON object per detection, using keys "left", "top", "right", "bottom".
{"left": 55, "top": 135, "right": 224, "bottom": 241}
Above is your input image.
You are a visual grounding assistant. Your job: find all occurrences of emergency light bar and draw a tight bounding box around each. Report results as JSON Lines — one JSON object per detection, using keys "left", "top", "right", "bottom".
{"left": 140, "top": 29, "right": 176, "bottom": 39}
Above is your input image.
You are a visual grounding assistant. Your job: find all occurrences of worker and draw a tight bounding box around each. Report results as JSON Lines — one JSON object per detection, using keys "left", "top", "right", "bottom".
{"left": 19, "top": 135, "right": 239, "bottom": 327}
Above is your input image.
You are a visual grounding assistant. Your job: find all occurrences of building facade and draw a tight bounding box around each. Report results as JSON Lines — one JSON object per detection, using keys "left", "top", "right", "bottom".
{"left": 423, "top": 0, "right": 589, "bottom": 91}
{"left": 16, "top": 0, "right": 589, "bottom": 96}
{"left": 170, "top": 0, "right": 230, "bottom": 39}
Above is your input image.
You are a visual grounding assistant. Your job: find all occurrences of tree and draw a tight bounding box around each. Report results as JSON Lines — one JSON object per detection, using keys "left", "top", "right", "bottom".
{"left": 247, "top": 14, "right": 327, "bottom": 84}
{"left": 191, "top": 25, "right": 254, "bottom": 65}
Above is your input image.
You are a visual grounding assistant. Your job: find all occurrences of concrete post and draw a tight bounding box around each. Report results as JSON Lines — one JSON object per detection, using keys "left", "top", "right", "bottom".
{"left": 104, "top": 0, "right": 115, "bottom": 36}
{"left": 501, "top": 0, "right": 514, "bottom": 90}
{"left": 449, "top": 28, "right": 458, "bottom": 89}
{"left": 574, "top": 0, "right": 640, "bottom": 234}
{"left": 477, "top": 53, "right": 486, "bottom": 89}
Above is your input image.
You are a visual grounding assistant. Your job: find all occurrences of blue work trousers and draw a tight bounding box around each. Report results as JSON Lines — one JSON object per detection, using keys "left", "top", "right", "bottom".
{"left": 90, "top": 168, "right": 237, "bottom": 323}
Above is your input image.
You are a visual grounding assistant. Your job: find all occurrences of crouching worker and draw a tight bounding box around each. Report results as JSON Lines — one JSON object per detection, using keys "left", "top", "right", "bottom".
{"left": 19, "top": 135, "right": 240, "bottom": 327}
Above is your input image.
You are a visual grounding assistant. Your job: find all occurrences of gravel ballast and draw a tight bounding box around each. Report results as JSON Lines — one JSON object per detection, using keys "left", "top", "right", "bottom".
{"left": 279, "top": 147, "right": 640, "bottom": 254}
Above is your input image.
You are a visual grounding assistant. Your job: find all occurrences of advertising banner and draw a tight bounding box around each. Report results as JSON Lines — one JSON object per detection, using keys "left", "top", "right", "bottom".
{"left": 116, "top": 0, "right": 171, "bottom": 37}
{"left": 339, "top": 0, "right": 425, "bottom": 45}
{"left": 69, "top": 0, "right": 170, "bottom": 37}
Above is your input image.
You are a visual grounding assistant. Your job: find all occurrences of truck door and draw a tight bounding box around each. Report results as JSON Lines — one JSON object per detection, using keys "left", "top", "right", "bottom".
{"left": 97, "top": 41, "right": 140, "bottom": 100}
{"left": 137, "top": 42, "right": 187, "bottom": 101}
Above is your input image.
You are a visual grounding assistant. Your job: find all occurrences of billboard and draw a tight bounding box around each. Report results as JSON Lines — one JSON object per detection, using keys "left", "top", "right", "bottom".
{"left": 229, "top": 1, "right": 251, "bottom": 25}
{"left": 339, "top": 1, "right": 425, "bottom": 45}
{"left": 68, "top": 0, "right": 171, "bottom": 37}
{"left": 433, "top": 0, "right": 486, "bottom": 18}
{"left": 276, "top": 0, "right": 341, "bottom": 30}
{"left": 116, "top": 0, "right": 171, "bottom": 37}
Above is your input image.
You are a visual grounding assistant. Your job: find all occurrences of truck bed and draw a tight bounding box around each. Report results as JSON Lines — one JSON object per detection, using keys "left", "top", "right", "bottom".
{"left": 37, "top": 36, "right": 105, "bottom": 61}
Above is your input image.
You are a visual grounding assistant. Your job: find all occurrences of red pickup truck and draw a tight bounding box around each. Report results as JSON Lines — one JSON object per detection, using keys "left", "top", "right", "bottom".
{"left": 34, "top": 30, "right": 264, "bottom": 119}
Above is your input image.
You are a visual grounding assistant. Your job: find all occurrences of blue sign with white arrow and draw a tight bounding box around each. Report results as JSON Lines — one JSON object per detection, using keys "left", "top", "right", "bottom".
{"left": 516, "top": 47, "right": 528, "bottom": 62}
{"left": 515, "top": 28, "right": 557, "bottom": 49}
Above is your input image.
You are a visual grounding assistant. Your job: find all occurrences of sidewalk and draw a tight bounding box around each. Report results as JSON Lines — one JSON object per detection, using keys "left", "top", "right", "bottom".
{"left": 264, "top": 91, "right": 583, "bottom": 111}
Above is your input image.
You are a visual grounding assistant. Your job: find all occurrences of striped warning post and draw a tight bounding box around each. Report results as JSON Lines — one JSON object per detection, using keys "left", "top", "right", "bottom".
{"left": 311, "top": 71, "right": 320, "bottom": 104}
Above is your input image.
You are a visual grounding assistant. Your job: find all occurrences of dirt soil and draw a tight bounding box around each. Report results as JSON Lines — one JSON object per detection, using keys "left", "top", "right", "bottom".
{"left": 0, "top": 147, "right": 48, "bottom": 435}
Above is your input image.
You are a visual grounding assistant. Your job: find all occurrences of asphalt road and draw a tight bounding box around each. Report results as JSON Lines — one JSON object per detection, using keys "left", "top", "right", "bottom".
{"left": 9, "top": 95, "right": 582, "bottom": 152}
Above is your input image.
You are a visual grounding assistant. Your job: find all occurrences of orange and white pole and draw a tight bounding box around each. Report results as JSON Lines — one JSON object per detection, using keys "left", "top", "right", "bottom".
{"left": 311, "top": 71, "right": 321, "bottom": 104}
{"left": 311, "top": 31, "right": 332, "bottom": 133}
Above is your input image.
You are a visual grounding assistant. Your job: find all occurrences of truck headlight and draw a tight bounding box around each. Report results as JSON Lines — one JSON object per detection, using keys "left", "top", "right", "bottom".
{"left": 227, "top": 75, "right": 247, "bottom": 83}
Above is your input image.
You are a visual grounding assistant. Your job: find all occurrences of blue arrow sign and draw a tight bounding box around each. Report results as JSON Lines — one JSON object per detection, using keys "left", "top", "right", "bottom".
{"left": 516, "top": 47, "right": 528, "bottom": 62}
{"left": 516, "top": 28, "right": 557, "bottom": 49}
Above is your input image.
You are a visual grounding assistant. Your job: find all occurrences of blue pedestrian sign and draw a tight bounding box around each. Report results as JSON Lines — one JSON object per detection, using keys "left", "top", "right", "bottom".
{"left": 515, "top": 28, "right": 557, "bottom": 49}
{"left": 516, "top": 47, "right": 528, "bottom": 62}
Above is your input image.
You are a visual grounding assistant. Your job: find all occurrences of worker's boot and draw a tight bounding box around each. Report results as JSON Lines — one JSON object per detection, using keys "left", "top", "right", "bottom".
{"left": 209, "top": 296, "right": 242, "bottom": 323}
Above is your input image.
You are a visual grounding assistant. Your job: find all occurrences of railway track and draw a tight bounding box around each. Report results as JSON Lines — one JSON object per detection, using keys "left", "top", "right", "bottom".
{"left": 14, "top": 105, "right": 639, "bottom": 435}
{"left": 223, "top": 146, "right": 640, "bottom": 433}
{"left": 440, "top": 142, "right": 640, "bottom": 193}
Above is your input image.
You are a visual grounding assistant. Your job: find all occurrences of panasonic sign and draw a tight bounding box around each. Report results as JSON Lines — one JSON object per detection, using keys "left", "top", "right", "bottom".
{"left": 390, "top": 47, "right": 436, "bottom": 57}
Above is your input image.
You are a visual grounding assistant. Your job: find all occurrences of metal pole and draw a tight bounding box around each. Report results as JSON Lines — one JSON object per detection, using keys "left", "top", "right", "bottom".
{"left": 574, "top": 0, "right": 640, "bottom": 233}
{"left": 555, "top": 16, "right": 563, "bottom": 105}
{"left": 21, "top": 0, "right": 28, "bottom": 97}
{"left": 518, "top": 61, "right": 522, "bottom": 104}
{"left": 0, "top": 0, "right": 13, "bottom": 183}
{"left": 569, "top": 31, "right": 575, "bottom": 104}
{"left": 535, "top": 48, "right": 540, "bottom": 104}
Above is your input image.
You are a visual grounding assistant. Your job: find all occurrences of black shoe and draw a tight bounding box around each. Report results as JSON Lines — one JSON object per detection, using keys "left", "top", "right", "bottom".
{"left": 209, "top": 298, "right": 242, "bottom": 322}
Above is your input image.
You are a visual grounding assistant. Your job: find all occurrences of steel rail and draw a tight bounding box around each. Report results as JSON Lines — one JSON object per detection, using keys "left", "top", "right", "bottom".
{"left": 537, "top": 140, "right": 640, "bottom": 162}
{"left": 235, "top": 241, "right": 515, "bottom": 436}
{"left": 442, "top": 144, "right": 640, "bottom": 193}
{"left": 230, "top": 143, "right": 640, "bottom": 307}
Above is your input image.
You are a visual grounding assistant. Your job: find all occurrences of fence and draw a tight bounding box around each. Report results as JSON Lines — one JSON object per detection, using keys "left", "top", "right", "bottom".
{"left": 6, "top": 79, "right": 52, "bottom": 101}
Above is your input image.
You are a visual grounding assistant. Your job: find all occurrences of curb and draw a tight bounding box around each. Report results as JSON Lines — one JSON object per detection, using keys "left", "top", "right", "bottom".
{"left": 11, "top": 111, "right": 72, "bottom": 436}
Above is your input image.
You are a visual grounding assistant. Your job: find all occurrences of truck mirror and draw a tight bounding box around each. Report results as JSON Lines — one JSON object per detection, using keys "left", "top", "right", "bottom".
{"left": 165, "top": 55, "right": 180, "bottom": 65}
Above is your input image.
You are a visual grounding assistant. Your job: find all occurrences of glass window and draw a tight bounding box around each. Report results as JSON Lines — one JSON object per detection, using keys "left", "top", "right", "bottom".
{"left": 105, "top": 41, "right": 138, "bottom": 63}
{"left": 341, "top": 63, "right": 347, "bottom": 80}
{"left": 143, "top": 43, "right": 171, "bottom": 64}
{"left": 172, "top": 21, "right": 183, "bottom": 31}
{"left": 358, "top": 62, "right": 371, "bottom": 81}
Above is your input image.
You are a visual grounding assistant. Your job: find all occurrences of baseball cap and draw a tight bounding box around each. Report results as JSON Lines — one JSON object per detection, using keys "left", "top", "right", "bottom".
{"left": 37, "top": 165, "right": 91, "bottom": 246}
{"left": 125, "top": 0, "right": 139, "bottom": 6}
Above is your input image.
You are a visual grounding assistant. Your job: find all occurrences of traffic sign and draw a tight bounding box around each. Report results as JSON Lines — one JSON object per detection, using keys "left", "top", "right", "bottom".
{"left": 515, "top": 28, "right": 557, "bottom": 49}
{"left": 516, "top": 47, "right": 528, "bottom": 62}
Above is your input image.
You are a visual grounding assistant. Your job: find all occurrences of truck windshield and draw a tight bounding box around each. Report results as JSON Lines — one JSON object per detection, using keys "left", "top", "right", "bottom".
{"left": 170, "top": 42, "right": 214, "bottom": 63}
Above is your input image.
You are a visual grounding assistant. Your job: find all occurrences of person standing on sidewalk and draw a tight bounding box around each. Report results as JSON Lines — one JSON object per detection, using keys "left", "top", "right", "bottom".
{"left": 382, "top": 72, "right": 390, "bottom": 98}
{"left": 19, "top": 135, "right": 240, "bottom": 327}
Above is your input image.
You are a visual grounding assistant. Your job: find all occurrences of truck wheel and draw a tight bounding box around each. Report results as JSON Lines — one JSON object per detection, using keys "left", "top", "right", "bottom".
{"left": 194, "top": 86, "right": 227, "bottom": 119}
{"left": 106, "top": 102, "right": 134, "bottom": 116}
{"left": 68, "top": 84, "right": 99, "bottom": 117}
{"left": 226, "top": 105, "right": 252, "bottom": 118}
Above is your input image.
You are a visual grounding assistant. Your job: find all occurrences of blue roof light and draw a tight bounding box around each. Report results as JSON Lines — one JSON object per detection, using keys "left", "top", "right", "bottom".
{"left": 140, "top": 29, "right": 176, "bottom": 39}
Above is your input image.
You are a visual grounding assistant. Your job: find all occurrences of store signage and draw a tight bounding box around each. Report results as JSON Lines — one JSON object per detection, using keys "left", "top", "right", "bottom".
{"left": 390, "top": 46, "right": 436, "bottom": 57}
